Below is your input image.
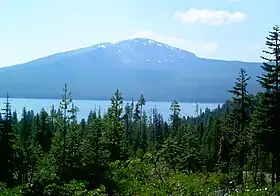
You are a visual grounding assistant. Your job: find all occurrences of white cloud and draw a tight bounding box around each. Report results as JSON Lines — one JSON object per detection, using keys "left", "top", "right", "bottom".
{"left": 174, "top": 8, "right": 247, "bottom": 26}
{"left": 130, "top": 30, "right": 218, "bottom": 56}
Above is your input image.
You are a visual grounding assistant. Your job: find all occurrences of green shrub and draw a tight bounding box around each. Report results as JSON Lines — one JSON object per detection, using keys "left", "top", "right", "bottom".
{"left": 44, "top": 180, "right": 107, "bottom": 196}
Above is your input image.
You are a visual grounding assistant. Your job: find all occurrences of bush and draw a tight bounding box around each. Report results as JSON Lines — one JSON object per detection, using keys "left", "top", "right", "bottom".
{"left": 44, "top": 180, "right": 107, "bottom": 196}
{"left": 0, "top": 183, "right": 30, "bottom": 196}
{"left": 110, "top": 158, "right": 226, "bottom": 195}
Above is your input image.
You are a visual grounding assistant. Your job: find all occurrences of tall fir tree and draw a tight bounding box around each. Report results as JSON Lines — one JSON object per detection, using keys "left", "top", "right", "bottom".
{"left": 59, "top": 83, "right": 74, "bottom": 163}
{"left": 102, "top": 89, "right": 128, "bottom": 162}
{"left": 256, "top": 25, "right": 280, "bottom": 185}
{"left": 170, "top": 100, "right": 181, "bottom": 138}
{"left": 227, "top": 68, "right": 252, "bottom": 184}
{"left": 0, "top": 93, "right": 15, "bottom": 187}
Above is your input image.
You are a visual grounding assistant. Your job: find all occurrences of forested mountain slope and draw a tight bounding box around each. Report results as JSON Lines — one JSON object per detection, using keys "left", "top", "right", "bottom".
{"left": 0, "top": 38, "right": 262, "bottom": 101}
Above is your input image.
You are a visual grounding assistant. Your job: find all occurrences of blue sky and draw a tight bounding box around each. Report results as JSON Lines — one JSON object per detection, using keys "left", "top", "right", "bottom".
{"left": 0, "top": 0, "right": 278, "bottom": 67}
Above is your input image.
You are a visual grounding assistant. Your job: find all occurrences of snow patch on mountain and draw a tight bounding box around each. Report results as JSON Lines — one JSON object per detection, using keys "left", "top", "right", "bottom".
{"left": 92, "top": 44, "right": 111, "bottom": 50}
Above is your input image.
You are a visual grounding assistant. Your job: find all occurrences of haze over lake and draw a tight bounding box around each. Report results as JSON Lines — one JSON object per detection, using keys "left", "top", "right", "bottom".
{"left": 2, "top": 98, "right": 222, "bottom": 121}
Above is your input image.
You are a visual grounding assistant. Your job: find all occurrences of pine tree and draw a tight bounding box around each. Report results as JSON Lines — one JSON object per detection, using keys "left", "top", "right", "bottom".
{"left": 81, "top": 112, "right": 105, "bottom": 188}
{"left": 177, "top": 126, "right": 201, "bottom": 173}
{"left": 133, "top": 102, "right": 140, "bottom": 122}
{"left": 50, "top": 105, "right": 56, "bottom": 136}
{"left": 12, "top": 111, "right": 18, "bottom": 125}
{"left": 170, "top": 100, "right": 180, "bottom": 137}
{"left": 59, "top": 83, "right": 74, "bottom": 163}
{"left": 103, "top": 89, "right": 128, "bottom": 162}
{"left": 38, "top": 109, "right": 52, "bottom": 152}
{"left": 257, "top": 25, "right": 280, "bottom": 185}
{"left": 19, "top": 107, "right": 30, "bottom": 145}
{"left": 55, "top": 85, "right": 81, "bottom": 182}
{"left": 0, "top": 93, "right": 15, "bottom": 187}
{"left": 140, "top": 111, "right": 148, "bottom": 153}
{"left": 15, "top": 107, "right": 32, "bottom": 185}
{"left": 49, "top": 110, "right": 65, "bottom": 180}
{"left": 153, "top": 108, "right": 164, "bottom": 149}
{"left": 133, "top": 94, "right": 146, "bottom": 153}
{"left": 195, "top": 102, "right": 199, "bottom": 117}
{"left": 161, "top": 137, "right": 179, "bottom": 171}
{"left": 68, "top": 102, "right": 79, "bottom": 122}
{"left": 138, "top": 94, "right": 146, "bottom": 149}
{"left": 227, "top": 68, "right": 252, "bottom": 184}
{"left": 64, "top": 114, "right": 83, "bottom": 181}
{"left": 124, "top": 101, "right": 133, "bottom": 149}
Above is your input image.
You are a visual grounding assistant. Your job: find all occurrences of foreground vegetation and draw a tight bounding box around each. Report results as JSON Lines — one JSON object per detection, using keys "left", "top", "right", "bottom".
{"left": 1, "top": 25, "right": 280, "bottom": 195}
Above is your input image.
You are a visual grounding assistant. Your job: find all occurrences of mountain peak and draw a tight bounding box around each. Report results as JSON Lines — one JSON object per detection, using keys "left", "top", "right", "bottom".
{"left": 114, "top": 37, "right": 179, "bottom": 49}
{"left": 88, "top": 37, "right": 197, "bottom": 59}
{"left": 0, "top": 36, "right": 262, "bottom": 102}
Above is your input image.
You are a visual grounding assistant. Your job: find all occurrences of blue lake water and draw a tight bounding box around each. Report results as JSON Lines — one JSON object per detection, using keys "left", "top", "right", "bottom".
{"left": 0, "top": 98, "right": 222, "bottom": 121}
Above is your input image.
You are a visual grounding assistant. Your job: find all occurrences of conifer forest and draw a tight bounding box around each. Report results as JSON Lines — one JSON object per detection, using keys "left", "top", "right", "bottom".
{"left": 1, "top": 26, "right": 280, "bottom": 195}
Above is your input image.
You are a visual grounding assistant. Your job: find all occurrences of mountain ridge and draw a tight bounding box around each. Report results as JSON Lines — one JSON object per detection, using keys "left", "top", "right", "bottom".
{"left": 3, "top": 38, "right": 260, "bottom": 68}
{"left": 0, "top": 38, "right": 263, "bottom": 102}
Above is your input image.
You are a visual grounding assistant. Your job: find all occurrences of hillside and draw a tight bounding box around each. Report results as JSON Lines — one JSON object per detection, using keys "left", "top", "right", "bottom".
{"left": 0, "top": 38, "right": 262, "bottom": 102}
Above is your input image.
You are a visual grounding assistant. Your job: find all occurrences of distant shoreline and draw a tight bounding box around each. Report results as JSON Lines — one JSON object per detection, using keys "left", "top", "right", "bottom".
{"left": 0, "top": 97, "right": 225, "bottom": 104}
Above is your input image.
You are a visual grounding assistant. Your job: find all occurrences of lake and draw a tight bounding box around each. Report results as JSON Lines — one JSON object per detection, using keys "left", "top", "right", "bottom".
{"left": 0, "top": 98, "right": 222, "bottom": 121}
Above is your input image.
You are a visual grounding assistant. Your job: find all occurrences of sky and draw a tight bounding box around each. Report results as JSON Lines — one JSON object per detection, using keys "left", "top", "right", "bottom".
{"left": 0, "top": 0, "right": 278, "bottom": 67}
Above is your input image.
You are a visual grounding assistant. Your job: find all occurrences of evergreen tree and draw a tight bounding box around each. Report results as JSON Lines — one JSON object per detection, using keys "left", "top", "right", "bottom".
{"left": 161, "top": 137, "right": 180, "bottom": 171}
{"left": 19, "top": 107, "right": 30, "bottom": 145}
{"left": 38, "top": 109, "right": 52, "bottom": 152}
{"left": 81, "top": 112, "right": 105, "bottom": 188}
{"left": 102, "top": 89, "right": 128, "bottom": 162}
{"left": 0, "top": 93, "right": 15, "bottom": 187}
{"left": 124, "top": 102, "right": 133, "bottom": 149}
{"left": 48, "top": 110, "right": 65, "bottom": 180}
{"left": 140, "top": 111, "right": 148, "bottom": 154}
{"left": 227, "top": 68, "right": 252, "bottom": 184}
{"left": 59, "top": 83, "right": 74, "bottom": 165}
{"left": 12, "top": 110, "right": 18, "bottom": 125}
{"left": 153, "top": 108, "right": 164, "bottom": 149}
{"left": 49, "top": 105, "right": 56, "bottom": 139}
{"left": 170, "top": 100, "right": 180, "bottom": 137}
{"left": 133, "top": 94, "right": 146, "bottom": 154}
{"left": 177, "top": 126, "right": 201, "bottom": 173}
{"left": 257, "top": 25, "right": 280, "bottom": 185}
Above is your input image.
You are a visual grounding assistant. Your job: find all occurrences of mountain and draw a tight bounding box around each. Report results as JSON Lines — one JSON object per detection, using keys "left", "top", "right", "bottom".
{"left": 0, "top": 38, "right": 262, "bottom": 102}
